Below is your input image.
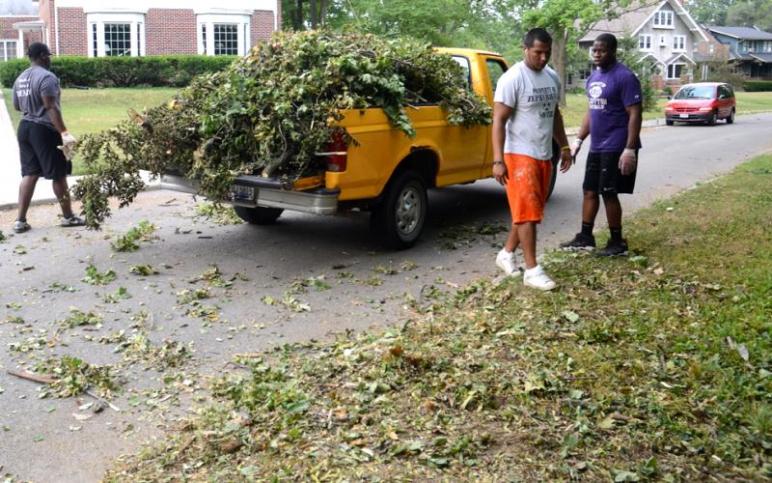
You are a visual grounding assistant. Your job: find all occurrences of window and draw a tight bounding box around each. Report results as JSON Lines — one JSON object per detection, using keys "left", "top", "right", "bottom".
{"left": 197, "top": 14, "right": 250, "bottom": 56}
{"left": 486, "top": 58, "right": 507, "bottom": 92}
{"left": 667, "top": 63, "right": 685, "bottom": 79}
{"left": 86, "top": 13, "right": 145, "bottom": 57}
{"left": 0, "top": 40, "right": 18, "bottom": 62}
{"left": 673, "top": 36, "right": 686, "bottom": 51}
{"left": 638, "top": 34, "right": 652, "bottom": 50}
{"left": 579, "top": 64, "right": 592, "bottom": 80}
{"left": 675, "top": 85, "right": 714, "bottom": 99}
{"left": 214, "top": 24, "right": 238, "bottom": 55}
{"left": 653, "top": 10, "right": 674, "bottom": 28}
{"left": 452, "top": 56, "right": 471, "bottom": 87}
{"left": 765, "top": 41, "right": 772, "bottom": 53}
{"left": 104, "top": 23, "right": 131, "bottom": 56}
{"left": 137, "top": 23, "right": 143, "bottom": 56}
{"left": 718, "top": 85, "right": 733, "bottom": 99}
{"left": 91, "top": 23, "right": 97, "bottom": 57}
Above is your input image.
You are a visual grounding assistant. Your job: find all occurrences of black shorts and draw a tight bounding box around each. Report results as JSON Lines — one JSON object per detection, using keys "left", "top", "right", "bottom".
{"left": 582, "top": 150, "right": 637, "bottom": 195}
{"left": 18, "top": 120, "right": 71, "bottom": 180}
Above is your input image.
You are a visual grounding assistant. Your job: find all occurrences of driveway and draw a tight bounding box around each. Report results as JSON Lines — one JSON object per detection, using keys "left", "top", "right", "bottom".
{"left": 1, "top": 113, "right": 771, "bottom": 481}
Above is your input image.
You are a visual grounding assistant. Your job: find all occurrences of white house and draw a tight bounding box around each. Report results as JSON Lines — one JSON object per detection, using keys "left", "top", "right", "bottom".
{"left": 1, "top": 0, "right": 280, "bottom": 60}
{"left": 575, "top": 0, "right": 712, "bottom": 89}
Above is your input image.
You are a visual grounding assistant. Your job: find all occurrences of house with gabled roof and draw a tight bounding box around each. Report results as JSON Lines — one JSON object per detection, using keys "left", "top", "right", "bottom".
{"left": 572, "top": 0, "right": 715, "bottom": 89}
{"left": 705, "top": 26, "right": 772, "bottom": 80}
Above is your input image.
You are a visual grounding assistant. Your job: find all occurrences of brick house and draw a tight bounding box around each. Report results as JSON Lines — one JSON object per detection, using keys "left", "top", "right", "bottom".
{"left": 1, "top": 0, "right": 280, "bottom": 60}
{"left": 571, "top": 0, "right": 713, "bottom": 90}
{"left": 1, "top": 1, "right": 41, "bottom": 61}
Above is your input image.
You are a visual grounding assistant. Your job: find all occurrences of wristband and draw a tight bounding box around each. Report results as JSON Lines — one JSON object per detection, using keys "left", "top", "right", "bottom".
{"left": 560, "top": 146, "right": 571, "bottom": 152}
{"left": 573, "top": 138, "right": 583, "bottom": 147}
{"left": 493, "top": 160, "right": 504, "bottom": 165}
{"left": 623, "top": 148, "right": 636, "bottom": 156}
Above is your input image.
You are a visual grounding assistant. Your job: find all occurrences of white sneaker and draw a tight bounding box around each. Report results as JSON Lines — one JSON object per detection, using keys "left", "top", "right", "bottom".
{"left": 523, "top": 265, "right": 556, "bottom": 291}
{"left": 61, "top": 215, "right": 85, "bottom": 227}
{"left": 495, "top": 249, "right": 520, "bottom": 277}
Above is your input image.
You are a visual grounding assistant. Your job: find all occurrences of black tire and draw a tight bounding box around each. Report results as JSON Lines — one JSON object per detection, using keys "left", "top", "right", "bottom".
{"left": 707, "top": 111, "right": 717, "bottom": 126}
{"left": 547, "top": 149, "right": 559, "bottom": 201}
{"left": 726, "top": 109, "right": 735, "bottom": 124}
{"left": 666, "top": 119, "right": 674, "bottom": 126}
{"left": 371, "top": 170, "right": 427, "bottom": 249}
{"left": 234, "top": 206, "right": 283, "bottom": 225}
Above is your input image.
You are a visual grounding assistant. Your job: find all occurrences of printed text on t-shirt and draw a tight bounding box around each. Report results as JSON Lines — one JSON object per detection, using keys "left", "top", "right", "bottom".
{"left": 588, "top": 81, "right": 607, "bottom": 110}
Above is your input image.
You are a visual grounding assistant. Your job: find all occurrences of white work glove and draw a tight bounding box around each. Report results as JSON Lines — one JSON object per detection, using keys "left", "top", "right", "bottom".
{"left": 570, "top": 137, "right": 583, "bottom": 162}
{"left": 58, "top": 131, "right": 77, "bottom": 161}
{"left": 618, "top": 148, "right": 637, "bottom": 176}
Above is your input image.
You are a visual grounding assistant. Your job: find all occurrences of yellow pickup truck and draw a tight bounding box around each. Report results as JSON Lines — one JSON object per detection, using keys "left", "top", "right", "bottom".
{"left": 162, "top": 48, "right": 559, "bottom": 248}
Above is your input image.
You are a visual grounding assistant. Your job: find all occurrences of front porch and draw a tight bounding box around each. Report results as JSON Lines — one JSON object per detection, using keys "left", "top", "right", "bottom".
{"left": 11, "top": 19, "right": 45, "bottom": 58}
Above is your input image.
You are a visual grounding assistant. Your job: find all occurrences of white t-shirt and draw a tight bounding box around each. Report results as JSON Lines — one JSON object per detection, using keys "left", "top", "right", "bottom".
{"left": 493, "top": 61, "right": 561, "bottom": 160}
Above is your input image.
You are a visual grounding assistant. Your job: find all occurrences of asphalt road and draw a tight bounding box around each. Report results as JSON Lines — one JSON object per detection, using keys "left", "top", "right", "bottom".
{"left": 1, "top": 113, "right": 771, "bottom": 482}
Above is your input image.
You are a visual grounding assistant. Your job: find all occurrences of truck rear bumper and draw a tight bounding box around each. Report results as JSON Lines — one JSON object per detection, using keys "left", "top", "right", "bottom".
{"left": 160, "top": 174, "right": 340, "bottom": 215}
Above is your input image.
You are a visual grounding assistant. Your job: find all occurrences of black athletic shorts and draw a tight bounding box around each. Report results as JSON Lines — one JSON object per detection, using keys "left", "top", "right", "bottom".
{"left": 18, "top": 120, "right": 71, "bottom": 180}
{"left": 582, "top": 150, "right": 638, "bottom": 195}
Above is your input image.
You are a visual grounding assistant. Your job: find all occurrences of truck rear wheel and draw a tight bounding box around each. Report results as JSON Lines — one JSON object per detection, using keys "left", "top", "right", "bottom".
{"left": 234, "top": 206, "right": 284, "bottom": 225}
{"left": 546, "top": 155, "right": 559, "bottom": 201}
{"left": 546, "top": 140, "right": 560, "bottom": 201}
{"left": 371, "top": 170, "right": 427, "bottom": 249}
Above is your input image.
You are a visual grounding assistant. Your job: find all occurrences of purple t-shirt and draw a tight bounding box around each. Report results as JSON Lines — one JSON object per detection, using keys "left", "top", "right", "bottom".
{"left": 586, "top": 62, "right": 642, "bottom": 152}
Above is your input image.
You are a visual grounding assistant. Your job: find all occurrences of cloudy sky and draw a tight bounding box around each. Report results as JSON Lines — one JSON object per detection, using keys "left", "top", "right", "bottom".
{"left": 0, "top": 0, "right": 38, "bottom": 15}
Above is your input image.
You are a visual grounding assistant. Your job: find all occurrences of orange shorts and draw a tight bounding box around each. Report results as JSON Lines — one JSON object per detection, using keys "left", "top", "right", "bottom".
{"left": 504, "top": 153, "right": 552, "bottom": 224}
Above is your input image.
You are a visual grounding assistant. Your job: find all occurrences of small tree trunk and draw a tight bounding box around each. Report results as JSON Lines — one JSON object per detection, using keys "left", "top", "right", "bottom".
{"left": 553, "top": 29, "right": 568, "bottom": 106}
{"left": 320, "top": 0, "right": 329, "bottom": 26}
{"left": 310, "top": 0, "right": 319, "bottom": 28}
{"left": 295, "top": 0, "right": 304, "bottom": 30}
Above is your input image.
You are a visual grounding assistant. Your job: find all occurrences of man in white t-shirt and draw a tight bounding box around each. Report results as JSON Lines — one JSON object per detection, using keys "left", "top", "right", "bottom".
{"left": 492, "top": 28, "right": 572, "bottom": 290}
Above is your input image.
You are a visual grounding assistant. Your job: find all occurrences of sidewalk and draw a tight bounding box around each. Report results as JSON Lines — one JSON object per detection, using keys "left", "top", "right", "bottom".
{"left": 0, "top": 90, "right": 158, "bottom": 211}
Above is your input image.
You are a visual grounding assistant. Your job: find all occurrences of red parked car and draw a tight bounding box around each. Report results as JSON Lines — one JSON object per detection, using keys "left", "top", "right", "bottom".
{"left": 665, "top": 82, "right": 736, "bottom": 126}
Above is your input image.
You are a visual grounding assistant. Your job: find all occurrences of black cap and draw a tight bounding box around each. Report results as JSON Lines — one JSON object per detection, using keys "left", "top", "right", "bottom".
{"left": 27, "top": 42, "right": 51, "bottom": 60}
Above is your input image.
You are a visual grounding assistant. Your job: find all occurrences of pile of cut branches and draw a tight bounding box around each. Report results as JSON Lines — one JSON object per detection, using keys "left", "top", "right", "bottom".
{"left": 72, "top": 30, "right": 491, "bottom": 228}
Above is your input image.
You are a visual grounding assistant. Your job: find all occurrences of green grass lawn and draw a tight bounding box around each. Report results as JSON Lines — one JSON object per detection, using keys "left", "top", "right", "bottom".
{"left": 561, "top": 91, "right": 772, "bottom": 128}
{"left": 2, "top": 87, "right": 177, "bottom": 174}
{"left": 105, "top": 154, "right": 772, "bottom": 480}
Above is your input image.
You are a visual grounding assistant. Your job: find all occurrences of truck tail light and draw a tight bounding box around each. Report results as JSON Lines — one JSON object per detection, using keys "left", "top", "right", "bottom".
{"left": 317, "top": 131, "right": 348, "bottom": 173}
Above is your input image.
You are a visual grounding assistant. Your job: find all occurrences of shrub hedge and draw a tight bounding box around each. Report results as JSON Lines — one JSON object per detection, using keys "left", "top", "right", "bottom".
{"left": 0, "top": 55, "right": 236, "bottom": 88}
{"left": 743, "top": 80, "right": 772, "bottom": 92}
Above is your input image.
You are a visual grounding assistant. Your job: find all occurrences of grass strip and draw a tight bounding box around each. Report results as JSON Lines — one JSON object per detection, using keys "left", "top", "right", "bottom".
{"left": 106, "top": 154, "right": 771, "bottom": 480}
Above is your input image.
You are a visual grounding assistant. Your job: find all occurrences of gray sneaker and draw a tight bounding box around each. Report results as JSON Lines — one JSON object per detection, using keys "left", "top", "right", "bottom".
{"left": 13, "top": 220, "right": 30, "bottom": 233}
{"left": 559, "top": 233, "right": 596, "bottom": 251}
{"left": 61, "top": 215, "right": 85, "bottom": 227}
{"left": 596, "top": 239, "right": 629, "bottom": 257}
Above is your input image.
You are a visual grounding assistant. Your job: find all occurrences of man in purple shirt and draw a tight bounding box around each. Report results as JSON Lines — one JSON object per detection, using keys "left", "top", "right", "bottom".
{"left": 560, "top": 33, "right": 642, "bottom": 256}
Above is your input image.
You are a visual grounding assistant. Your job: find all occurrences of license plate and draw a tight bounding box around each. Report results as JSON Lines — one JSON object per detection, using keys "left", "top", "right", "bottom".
{"left": 679, "top": 114, "right": 689, "bottom": 118}
{"left": 230, "top": 184, "right": 255, "bottom": 201}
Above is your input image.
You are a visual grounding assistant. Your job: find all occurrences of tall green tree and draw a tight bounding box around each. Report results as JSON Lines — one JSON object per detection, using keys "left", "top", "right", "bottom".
{"left": 522, "top": 0, "right": 620, "bottom": 104}
{"left": 726, "top": 0, "right": 772, "bottom": 31}
{"left": 280, "top": 0, "right": 529, "bottom": 61}
{"left": 683, "top": 0, "right": 736, "bottom": 26}
{"left": 282, "top": 0, "right": 340, "bottom": 30}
